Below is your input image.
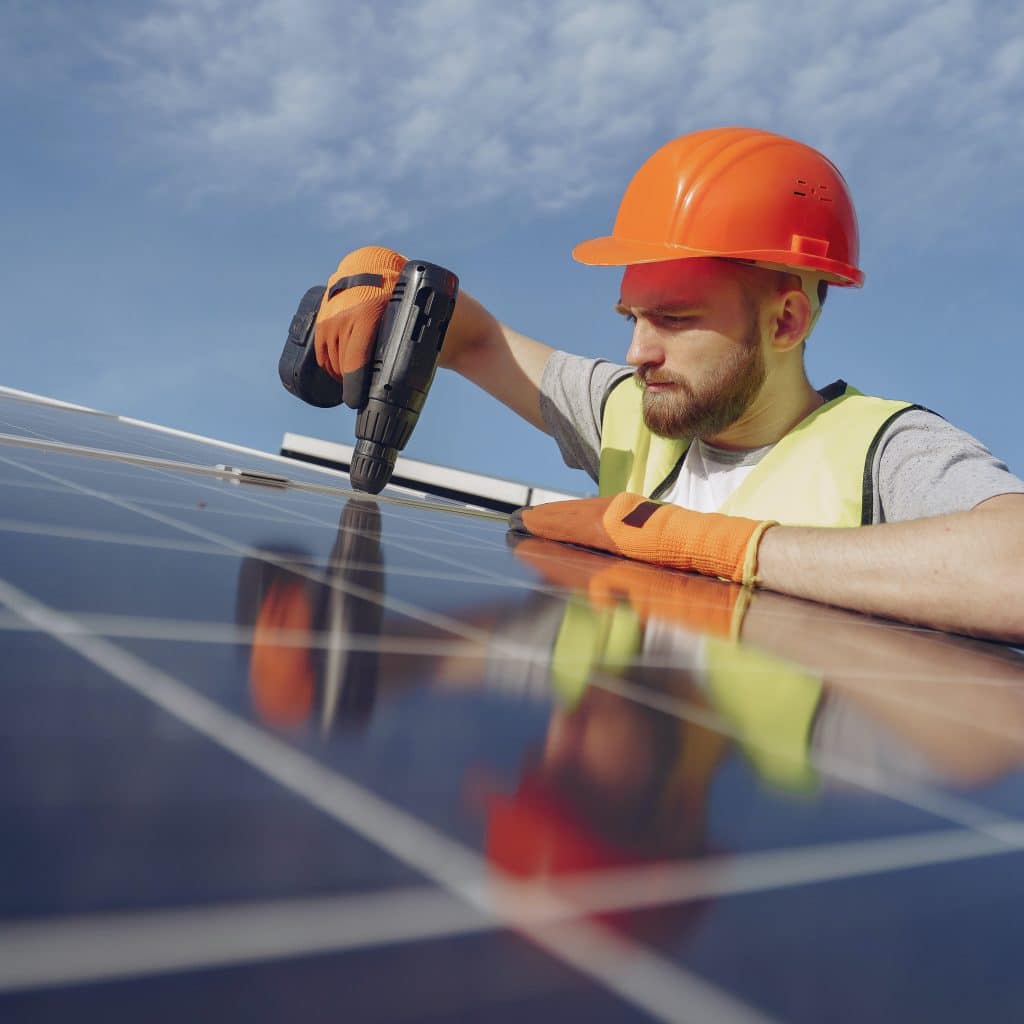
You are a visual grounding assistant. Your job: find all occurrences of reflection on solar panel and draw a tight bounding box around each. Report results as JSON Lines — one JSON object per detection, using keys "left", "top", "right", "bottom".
{"left": 3, "top": 383, "right": 1024, "bottom": 1022}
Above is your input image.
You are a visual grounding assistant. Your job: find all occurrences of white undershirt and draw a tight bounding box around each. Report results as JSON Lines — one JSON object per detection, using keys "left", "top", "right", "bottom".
{"left": 660, "top": 438, "right": 774, "bottom": 513}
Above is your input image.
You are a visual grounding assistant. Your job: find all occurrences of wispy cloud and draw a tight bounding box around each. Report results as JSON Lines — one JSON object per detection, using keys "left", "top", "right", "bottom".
{"left": 70, "top": 0, "right": 1024, "bottom": 236}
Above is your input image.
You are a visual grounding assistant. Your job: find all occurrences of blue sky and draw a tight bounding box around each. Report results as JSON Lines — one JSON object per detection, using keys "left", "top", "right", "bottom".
{"left": 2, "top": 0, "right": 1022, "bottom": 493}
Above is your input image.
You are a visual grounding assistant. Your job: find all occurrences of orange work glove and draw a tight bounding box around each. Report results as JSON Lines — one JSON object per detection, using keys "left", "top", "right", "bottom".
{"left": 314, "top": 245, "right": 406, "bottom": 408}
{"left": 510, "top": 492, "right": 776, "bottom": 586}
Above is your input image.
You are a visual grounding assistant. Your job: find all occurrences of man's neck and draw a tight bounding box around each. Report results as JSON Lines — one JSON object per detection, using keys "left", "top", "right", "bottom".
{"left": 705, "top": 372, "right": 823, "bottom": 451}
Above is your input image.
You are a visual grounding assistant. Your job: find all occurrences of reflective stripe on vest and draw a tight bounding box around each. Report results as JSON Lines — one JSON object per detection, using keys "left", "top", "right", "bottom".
{"left": 598, "top": 378, "right": 915, "bottom": 527}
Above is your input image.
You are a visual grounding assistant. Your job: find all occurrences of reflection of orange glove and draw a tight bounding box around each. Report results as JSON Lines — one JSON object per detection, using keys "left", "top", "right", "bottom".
{"left": 513, "top": 536, "right": 748, "bottom": 639}
{"left": 250, "top": 580, "right": 316, "bottom": 729}
{"left": 587, "top": 560, "right": 747, "bottom": 638}
{"left": 314, "top": 245, "right": 406, "bottom": 408}
{"left": 510, "top": 492, "right": 775, "bottom": 586}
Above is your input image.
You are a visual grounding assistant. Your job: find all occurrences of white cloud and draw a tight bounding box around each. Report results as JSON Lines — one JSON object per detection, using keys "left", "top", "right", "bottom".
{"left": 72, "top": 0, "right": 1023, "bottom": 237}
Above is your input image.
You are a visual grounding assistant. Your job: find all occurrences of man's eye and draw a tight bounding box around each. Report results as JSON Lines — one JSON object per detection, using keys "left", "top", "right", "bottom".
{"left": 658, "top": 314, "right": 694, "bottom": 325}
{"left": 624, "top": 313, "right": 637, "bottom": 324}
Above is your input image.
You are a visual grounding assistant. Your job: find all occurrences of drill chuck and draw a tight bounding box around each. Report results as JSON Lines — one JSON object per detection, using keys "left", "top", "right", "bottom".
{"left": 350, "top": 440, "right": 397, "bottom": 495}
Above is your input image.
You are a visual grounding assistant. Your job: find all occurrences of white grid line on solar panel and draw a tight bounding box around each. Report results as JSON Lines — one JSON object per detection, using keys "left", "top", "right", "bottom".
{"left": 0, "top": 578, "right": 776, "bottom": 1024}
{"left": 585, "top": 668, "right": 1024, "bottom": 841}
{"left": 0, "top": 614, "right": 486, "bottom": 656}
{"left": 6, "top": 445, "right": 1024, "bottom": 835}
{"left": 0, "top": 432, "right": 512, "bottom": 544}
{"left": 0, "top": 435, "right": 339, "bottom": 496}
{"left": 0, "top": 412, "right": 174, "bottom": 459}
{"left": 0, "top": 475, "right": 397, "bottom": 535}
{"left": 247, "top": 486, "right": 511, "bottom": 545}
{"left": 2, "top": 493, "right": 1015, "bottom": 700}
{"left": 138, "top": 464, "right": 514, "bottom": 553}
{"left": 0, "top": 453, "right": 498, "bottom": 645}
{"left": 0, "top": 387, "right": 366, "bottom": 491}
{"left": 0, "top": 392, "right": 527, "bottom": 523}
{"left": 0, "top": 453, "right": 525, "bottom": 642}
{"left": 0, "top": 885, "right": 485, "bottom": 994}
{"left": 4, "top": 610, "right": 1024, "bottom": 760}
{"left": 0, "top": 469, "right": 515, "bottom": 575}
{"left": 128, "top": 464, "right": 525, "bottom": 579}
{"left": 2, "top": 466, "right": 1020, "bottom": 718}
{"left": 0, "top": 518, "right": 567, "bottom": 609}
{"left": 0, "top": 430, "right": 498, "bottom": 524}
{"left": 100, "top": 450, "right": 542, "bottom": 574}
{"left": 0, "top": 468, "right": 761, "bottom": 671}
{"left": 0, "top": 418, "right": 994, "bottom": 653}
{"left": 0, "top": 405, "right": 504, "bottom": 516}
{"left": 0, "top": 390, "right": 378, "bottom": 489}
{"left": 0, "top": 453, "right": 959, "bottom": 656}
{"left": 1, "top": 825, "right": 1013, "bottom": 996}
{"left": 0, "top": 406, "right": 253, "bottom": 462}
{"left": 3, "top": 589, "right": 1020, "bottom": 860}
{"left": 0, "top": 390, "right": 545, "bottom": 517}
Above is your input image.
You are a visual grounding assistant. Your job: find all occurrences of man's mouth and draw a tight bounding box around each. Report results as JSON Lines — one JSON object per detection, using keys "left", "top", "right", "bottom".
{"left": 640, "top": 375, "right": 678, "bottom": 391}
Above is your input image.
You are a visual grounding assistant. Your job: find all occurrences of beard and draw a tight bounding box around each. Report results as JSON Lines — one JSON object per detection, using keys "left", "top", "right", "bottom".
{"left": 639, "top": 317, "right": 765, "bottom": 440}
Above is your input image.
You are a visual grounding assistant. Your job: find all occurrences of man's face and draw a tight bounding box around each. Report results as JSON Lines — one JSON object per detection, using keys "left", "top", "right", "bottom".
{"left": 618, "top": 259, "right": 767, "bottom": 441}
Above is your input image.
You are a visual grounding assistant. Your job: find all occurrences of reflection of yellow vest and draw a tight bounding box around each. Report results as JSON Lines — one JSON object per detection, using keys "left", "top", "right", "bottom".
{"left": 703, "top": 638, "right": 822, "bottom": 792}
{"left": 550, "top": 603, "right": 824, "bottom": 794}
{"left": 599, "top": 379, "right": 917, "bottom": 527}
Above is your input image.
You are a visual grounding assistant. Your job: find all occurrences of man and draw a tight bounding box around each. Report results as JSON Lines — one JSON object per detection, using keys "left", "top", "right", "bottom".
{"left": 314, "top": 127, "right": 1024, "bottom": 642}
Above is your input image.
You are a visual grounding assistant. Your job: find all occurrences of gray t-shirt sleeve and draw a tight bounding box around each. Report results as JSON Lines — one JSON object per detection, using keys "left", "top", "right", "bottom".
{"left": 872, "top": 409, "right": 1024, "bottom": 523}
{"left": 539, "top": 351, "right": 631, "bottom": 483}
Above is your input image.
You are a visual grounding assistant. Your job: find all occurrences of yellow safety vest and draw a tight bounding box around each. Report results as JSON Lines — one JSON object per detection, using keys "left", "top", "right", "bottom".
{"left": 598, "top": 379, "right": 917, "bottom": 527}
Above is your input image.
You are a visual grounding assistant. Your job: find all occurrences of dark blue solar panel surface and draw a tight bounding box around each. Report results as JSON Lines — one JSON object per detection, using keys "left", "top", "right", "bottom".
{"left": 2, "top": 387, "right": 1024, "bottom": 1022}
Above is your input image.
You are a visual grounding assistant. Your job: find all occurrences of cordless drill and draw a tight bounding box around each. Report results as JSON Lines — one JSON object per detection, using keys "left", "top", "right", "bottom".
{"left": 279, "top": 260, "right": 459, "bottom": 493}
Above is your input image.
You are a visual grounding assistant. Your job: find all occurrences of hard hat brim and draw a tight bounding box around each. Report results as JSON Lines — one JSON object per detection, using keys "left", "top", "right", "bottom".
{"left": 572, "top": 235, "right": 864, "bottom": 287}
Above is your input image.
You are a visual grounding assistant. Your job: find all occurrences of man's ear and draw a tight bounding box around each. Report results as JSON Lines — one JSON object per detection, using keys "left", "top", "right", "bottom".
{"left": 771, "top": 288, "right": 812, "bottom": 352}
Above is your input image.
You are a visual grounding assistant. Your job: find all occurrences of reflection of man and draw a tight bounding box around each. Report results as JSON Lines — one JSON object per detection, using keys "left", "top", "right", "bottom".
{"left": 314, "top": 127, "right": 1023, "bottom": 641}
{"left": 512, "top": 540, "right": 1024, "bottom": 795}
{"left": 487, "top": 684, "right": 726, "bottom": 876}
{"left": 234, "top": 505, "right": 1024, "bottom": 913}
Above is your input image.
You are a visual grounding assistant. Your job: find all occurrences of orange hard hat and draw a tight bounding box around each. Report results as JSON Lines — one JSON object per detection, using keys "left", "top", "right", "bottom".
{"left": 574, "top": 127, "right": 864, "bottom": 286}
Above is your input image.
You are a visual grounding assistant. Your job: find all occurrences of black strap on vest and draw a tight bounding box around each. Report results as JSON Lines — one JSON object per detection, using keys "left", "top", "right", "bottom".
{"left": 328, "top": 273, "right": 384, "bottom": 300}
{"left": 819, "top": 379, "right": 848, "bottom": 403}
{"left": 860, "top": 404, "right": 930, "bottom": 525}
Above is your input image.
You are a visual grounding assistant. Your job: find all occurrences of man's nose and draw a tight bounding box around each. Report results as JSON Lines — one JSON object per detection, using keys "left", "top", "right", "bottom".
{"left": 625, "top": 321, "right": 664, "bottom": 368}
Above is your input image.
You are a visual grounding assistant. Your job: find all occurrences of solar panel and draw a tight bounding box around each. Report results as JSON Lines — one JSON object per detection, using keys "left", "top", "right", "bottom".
{"left": 3, "top": 383, "right": 1024, "bottom": 1022}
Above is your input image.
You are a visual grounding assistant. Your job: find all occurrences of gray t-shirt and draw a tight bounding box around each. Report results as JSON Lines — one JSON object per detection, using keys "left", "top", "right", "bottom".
{"left": 539, "top": 351, "right": 1024, "bottom": 523}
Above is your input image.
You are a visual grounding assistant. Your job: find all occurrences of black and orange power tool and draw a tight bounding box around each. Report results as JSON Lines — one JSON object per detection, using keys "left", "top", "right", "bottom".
{"left": 279, "top": 260, "right": 458, "bottom": 493}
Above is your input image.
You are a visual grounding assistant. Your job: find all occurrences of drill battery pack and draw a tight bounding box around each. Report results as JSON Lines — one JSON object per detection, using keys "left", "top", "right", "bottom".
{"left": 278, "top": 285, "right": 341, "bottom": 408}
